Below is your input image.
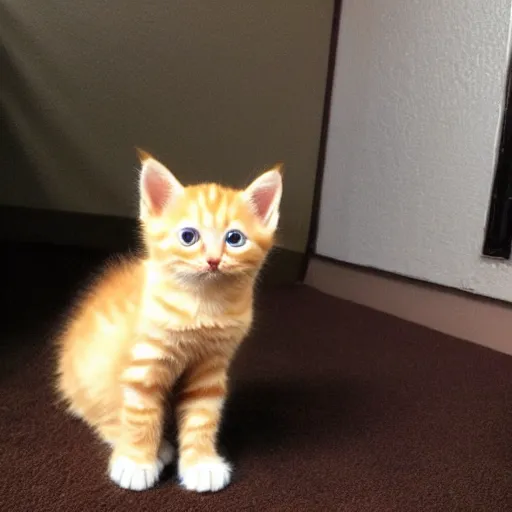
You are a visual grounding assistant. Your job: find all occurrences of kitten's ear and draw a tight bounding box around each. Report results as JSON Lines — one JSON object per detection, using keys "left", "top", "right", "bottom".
{"left": 243, "top": 164, "right": 283, "bottom": 230}
{"left": 137, "top": 150, "right": 184, "bottom": 219}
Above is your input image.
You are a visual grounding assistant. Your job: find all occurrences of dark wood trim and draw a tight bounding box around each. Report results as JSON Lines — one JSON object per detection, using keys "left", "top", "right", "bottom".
{"left": 0, "top": 205, "right": 142, "bottom": 252}
{"left": 260, "top": 246, "right": 303, "bottom": 287}
{"left": 483, "top": 57, "right": 512, "bottom": 259}
{"left": 0, "top": 205, "right": 302, "bottom": 286}
{"left": 300, "top": 0, "right": 343, "bottom": 280}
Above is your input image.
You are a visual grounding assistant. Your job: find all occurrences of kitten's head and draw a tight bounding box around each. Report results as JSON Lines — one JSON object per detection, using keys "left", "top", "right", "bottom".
{"left": 137, "top": 152, "right": 283, "bottom": 283}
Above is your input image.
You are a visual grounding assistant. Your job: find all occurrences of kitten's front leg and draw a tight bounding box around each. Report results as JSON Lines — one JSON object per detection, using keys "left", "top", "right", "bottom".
{"left": 176, "top": 353, "right": 233, "bottom": 493}
{"left": 109, "top": 334, "right": 183, "bottom": 491}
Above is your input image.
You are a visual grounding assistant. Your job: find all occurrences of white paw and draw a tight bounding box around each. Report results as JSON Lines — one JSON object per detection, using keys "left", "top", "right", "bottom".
{"left": 109, "top": 440, "right": 174, "bottom": 491}
{"left": 179, "top": 456, "right": 232, "bottom": 493}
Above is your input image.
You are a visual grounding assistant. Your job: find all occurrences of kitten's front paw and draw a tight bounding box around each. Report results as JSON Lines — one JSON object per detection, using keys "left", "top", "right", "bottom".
{"left": 179, "top": 456, "right": 232, "bottom": 493}
{"left": 109, "top": 440, "right": 174, "bottom": 491}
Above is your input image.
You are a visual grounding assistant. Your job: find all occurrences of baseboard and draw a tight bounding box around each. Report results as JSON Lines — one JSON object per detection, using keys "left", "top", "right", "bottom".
{"left": 0, "top": 205, "right": 304, "bottom": 286}
{"left": 0, "top": 205, "right": 140, "bottom": 250}
{"left": 305, "top": 256, "right": 512, "bottom": 356}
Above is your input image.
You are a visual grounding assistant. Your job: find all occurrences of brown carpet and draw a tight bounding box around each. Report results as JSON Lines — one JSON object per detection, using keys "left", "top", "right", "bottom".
{"left": 1, "top": 242, "right": 511, "bottom": 511}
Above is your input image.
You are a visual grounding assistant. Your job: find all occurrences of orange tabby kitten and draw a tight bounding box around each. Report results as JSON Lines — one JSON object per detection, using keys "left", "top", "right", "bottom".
{"left": 55, "top": 152, "right": 282, "bottom": 492}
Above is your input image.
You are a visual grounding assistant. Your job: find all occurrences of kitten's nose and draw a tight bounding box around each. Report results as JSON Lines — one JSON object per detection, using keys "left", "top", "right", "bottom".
{"left": 207, "top": 258, "right": 221, "bottom": 271}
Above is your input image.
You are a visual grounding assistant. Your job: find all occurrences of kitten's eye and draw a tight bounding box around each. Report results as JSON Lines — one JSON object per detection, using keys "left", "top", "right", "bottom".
{"left": 225, "top": 230, "right": 246, "bottom": 247}
{"left": 179, "top": 228, "right": 200, "bottom": 246}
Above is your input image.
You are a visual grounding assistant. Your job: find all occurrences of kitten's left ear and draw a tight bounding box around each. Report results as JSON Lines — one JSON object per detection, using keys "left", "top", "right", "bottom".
{"left": 137, "top": 150, "right": 184, "bottom": 219}
{"left": 243, "top": 164, "right": 283, "bottom": 230}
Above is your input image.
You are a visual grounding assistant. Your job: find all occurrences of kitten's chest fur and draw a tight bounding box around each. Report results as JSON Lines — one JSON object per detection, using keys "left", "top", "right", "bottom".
{"left": 143, "top": 269, "right": 253, "bottom": 350}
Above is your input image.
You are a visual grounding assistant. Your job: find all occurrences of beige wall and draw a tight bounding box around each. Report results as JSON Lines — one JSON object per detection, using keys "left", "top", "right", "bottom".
{"left": 0, "top": 1, "right": 333, "bottom": 253}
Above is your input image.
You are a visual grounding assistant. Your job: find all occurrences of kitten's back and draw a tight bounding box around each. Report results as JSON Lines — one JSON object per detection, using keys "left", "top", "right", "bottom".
{"left": 56, "top": 256, "right": 144, "bottom": 421}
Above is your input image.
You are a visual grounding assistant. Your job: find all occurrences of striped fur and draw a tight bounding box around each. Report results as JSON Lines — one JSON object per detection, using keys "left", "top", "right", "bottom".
{"left": 55, "top": 153, "right": 282, "bottom": 492}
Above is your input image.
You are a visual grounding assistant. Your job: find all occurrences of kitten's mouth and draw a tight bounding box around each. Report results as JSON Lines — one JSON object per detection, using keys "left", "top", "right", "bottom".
{"left": 207, "top": 268, "right": 226, "bottom": 277}
{"left": 198, "top": 267, "right": 224, "bottom": 277}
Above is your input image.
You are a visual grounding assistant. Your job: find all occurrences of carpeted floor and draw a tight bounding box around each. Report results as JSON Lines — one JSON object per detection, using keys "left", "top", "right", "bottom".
{"left": 1, "top": 242, "right": 511, "bottom": 511}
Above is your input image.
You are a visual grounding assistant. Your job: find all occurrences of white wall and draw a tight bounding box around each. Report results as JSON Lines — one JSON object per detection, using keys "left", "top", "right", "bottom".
{"left": 316, "top": 0, "right": 512, "bottom": 303}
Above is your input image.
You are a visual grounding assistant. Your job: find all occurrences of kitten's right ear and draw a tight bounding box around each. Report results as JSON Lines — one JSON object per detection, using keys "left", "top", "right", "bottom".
{"left": 137, "top": 150, "right": 184, "bottom": 219}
